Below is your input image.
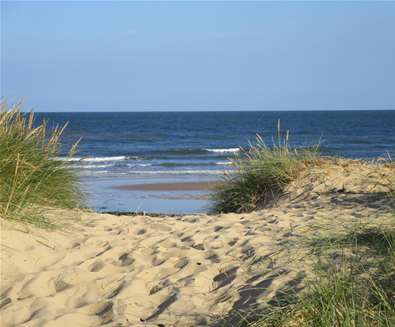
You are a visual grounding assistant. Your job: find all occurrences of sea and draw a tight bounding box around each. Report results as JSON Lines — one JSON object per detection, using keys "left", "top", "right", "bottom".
{"left": 37, "top": 111, "right": 395, "bottom": 214}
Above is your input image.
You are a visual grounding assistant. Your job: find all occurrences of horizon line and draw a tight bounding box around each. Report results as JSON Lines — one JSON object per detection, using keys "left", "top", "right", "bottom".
{"left": 32, "top": 108, "right": 395, "bottom": 113}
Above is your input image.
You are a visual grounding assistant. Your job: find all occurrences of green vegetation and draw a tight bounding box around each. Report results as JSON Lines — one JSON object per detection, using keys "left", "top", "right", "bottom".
{"left": 212, "top": 121, "right": 318, "bottom": 213}
{"left": 0, "top": 102, "right": 81, "bottom": 226}
{"left": 245, "top": 225, "right": 395, "bottom": 327}
{"left": 213, "top": 134, "right": 395, "bottom": 326}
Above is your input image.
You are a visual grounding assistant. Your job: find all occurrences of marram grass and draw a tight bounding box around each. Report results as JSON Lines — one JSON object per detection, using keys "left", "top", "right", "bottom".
{"left": 245, "top": 227, "right": 395, "bottom": 327}
{"left": 0, "top": 102, "right": 81, "bottom": 226}
{"left": 211, "top": 121, "right": 319, "bottom": 213}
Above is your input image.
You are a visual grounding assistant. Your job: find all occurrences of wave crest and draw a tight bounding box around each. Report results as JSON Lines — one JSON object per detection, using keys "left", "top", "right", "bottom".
{"left": 205, "top": 148, "right": 240, "bottom": 153}
{"left": 55, "top": 156, "right": 130, "bottom": 162}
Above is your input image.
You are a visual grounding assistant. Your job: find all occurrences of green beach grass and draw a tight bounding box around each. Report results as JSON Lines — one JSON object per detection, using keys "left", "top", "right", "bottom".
{"left": 247, "top": 225, "right": 395, "bottom": 327}
{"left": 238, "top": 167, "right": 395, "bottom": 327}
{"left": 211, "top": 123, "right": 395, "bottom": 326}
{"left": 0, "top": 102, "right": 81, "bottom": 227}
{"left": 212, "top": 121, "right": 319, "bottom": 213}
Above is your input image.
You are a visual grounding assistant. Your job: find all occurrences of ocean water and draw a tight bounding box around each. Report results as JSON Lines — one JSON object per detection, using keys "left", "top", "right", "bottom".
{"left": 37, "top": 111, "right": 395, "bottom": 213}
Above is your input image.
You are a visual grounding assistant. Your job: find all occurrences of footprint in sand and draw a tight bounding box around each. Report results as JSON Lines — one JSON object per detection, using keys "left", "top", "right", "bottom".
{"left": 103, "top": 279, "right": 126, "bottom": 299}
{"left": 240, "top": 244, "right": 256, "bottom": 261}
{"left": 191, "top": 243, "right": 205, "bottom": 251}
{"left": 0, "top": 296, "right": 12, "bottom": 309}
{"left": 149, "top": 279, "right": 170, "bottom": 295}
{"left": 118, "top": 252, "right": 135, "bottom": 266}
{"left": 152, "top": 255, "right": 167, "bottom": 266}
{"left": 212, "top": 267, "right": 239, "bottom": 291}
{"left": 54, "top": 278, "right": 70, "bottom": 293}
{"left": 77, "top": 300, "right": 114, "bottom": 324}
{"left": 204, "top": 251, "right": 220, "bottom": 263}
{"left": 65, "top": 282, "right": 100, "bottom": 309}
{"left": 228, "top": 238, "right": 238, "bottom": 246}
{"left": 140, "top": 290, "right": 178, "bottom": 322}
{"left": 174, "top": 257, "right": 189, "bottom": 270}
{"left": 89, "top": 260, "right": 105, "bottom": 272}
{"left": 18, "top": 271, "right": 69, "bottom": 299}
{"left": 136, "top": 228, "right": 146, "bottom": 235}
{"left": 95, "top": 243, "right": 112, "bottom": 257}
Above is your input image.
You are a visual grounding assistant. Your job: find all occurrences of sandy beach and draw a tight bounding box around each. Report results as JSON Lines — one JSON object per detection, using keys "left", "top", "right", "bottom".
{"left": 1, "top": 158, "right": 393, "bottom": 327}
{"left": 2, "top": 2, "right": 395, "bottom": 325}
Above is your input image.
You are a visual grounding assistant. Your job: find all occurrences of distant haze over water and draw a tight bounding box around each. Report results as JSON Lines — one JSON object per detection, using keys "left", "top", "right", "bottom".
{"left": 37, "top": 111, "right": 395, "bottom": 213}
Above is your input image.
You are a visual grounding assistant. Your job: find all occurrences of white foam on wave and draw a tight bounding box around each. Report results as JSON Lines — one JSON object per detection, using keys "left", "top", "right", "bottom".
{"left": 70, "top": 164, "right": 114, "bottom": 169}
{"left": 126, "top": 170, "right": 226, "bottom": 175}
{"left": 53, "top": 157, "right": 82, "bottom": 162}
{"left": 54, "top": 156, "right": 128, "bottom": 162}
{"left": 215, "top": 161, "right": 233, "bottom": 165}
{"left": 205, "top": 148, "right": 240, "bottom": 153}
{"left": 81, "top": 156, "right": 127, "bottom": 162}
{"left": 127, "top": 163, "right": 152, "bottom": 168}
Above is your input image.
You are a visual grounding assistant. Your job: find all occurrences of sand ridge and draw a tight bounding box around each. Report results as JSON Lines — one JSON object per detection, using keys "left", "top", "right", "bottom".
{"left": 1, "top": 159, "right": 394, "bottom": 326}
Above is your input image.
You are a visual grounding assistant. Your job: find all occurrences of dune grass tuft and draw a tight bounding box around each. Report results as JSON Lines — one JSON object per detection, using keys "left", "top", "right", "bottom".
{"left": 211, "top": 121, "right": 318, "bottom": 213}
{"left": 297, "top": 228, "right": 395, "bottom": 327}
{"left": 0, "top": 102, "right": 81, "bottom": 226}
{"left": 247, "top": 226, "right": 395, "bottom": 327}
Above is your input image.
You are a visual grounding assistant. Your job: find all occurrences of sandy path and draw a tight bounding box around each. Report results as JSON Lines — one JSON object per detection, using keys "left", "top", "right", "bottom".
{"left": 1, "top": 159, "right": 394, "bottom": 327}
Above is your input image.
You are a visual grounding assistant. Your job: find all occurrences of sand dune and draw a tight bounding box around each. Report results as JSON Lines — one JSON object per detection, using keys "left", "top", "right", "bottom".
{"left": 1, "top": 159, "right": 394, "bottom": 326}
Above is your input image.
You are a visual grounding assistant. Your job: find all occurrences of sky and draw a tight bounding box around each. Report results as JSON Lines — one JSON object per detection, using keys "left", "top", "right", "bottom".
{"left": 1, "top": 1, "right": 395, "bottom": 112}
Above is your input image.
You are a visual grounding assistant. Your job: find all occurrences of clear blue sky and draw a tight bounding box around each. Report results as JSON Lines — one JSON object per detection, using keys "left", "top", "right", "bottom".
{"left": 1, "top": 1, "right": 395, "bottom": 112}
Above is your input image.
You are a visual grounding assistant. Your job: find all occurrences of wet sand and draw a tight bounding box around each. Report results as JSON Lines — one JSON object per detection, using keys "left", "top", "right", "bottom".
{"left": 113, "top": 181, "right": 223, "bottom": 191}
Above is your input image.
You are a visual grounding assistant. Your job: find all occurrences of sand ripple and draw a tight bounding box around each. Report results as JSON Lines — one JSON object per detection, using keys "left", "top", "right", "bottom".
{"left": 1, "top": 159, "right": 394, "bottom": 326}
